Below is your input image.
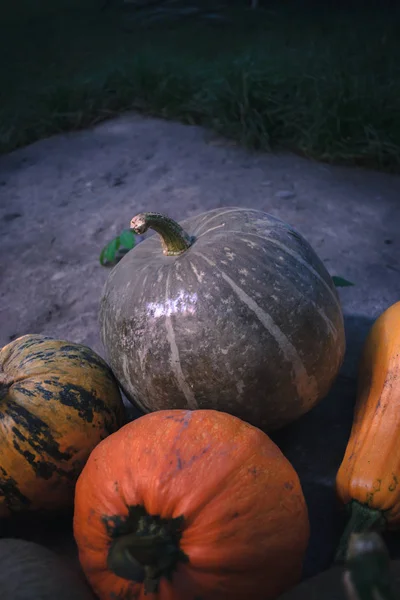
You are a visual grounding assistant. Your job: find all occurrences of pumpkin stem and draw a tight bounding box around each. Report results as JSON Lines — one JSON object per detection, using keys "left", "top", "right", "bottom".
{"left": 106, "top": 505, "right": 188, "bottom": 593}
{"left": 335, "top": 500, "right": 387, "bottom": 563}
{"left": 343, "top": 532, "right": 396, "bottom": 600}
{"left": 129, "top": 213, "right": 194, "bottom": 256}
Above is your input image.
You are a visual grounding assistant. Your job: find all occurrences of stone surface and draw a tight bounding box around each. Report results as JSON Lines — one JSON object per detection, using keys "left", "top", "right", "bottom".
{"left": 0, "top": 112, "right": 399, "bottom": 583}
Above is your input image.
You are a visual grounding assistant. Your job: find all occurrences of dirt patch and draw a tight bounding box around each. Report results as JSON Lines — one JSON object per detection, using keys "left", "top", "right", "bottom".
{"left": 1, "top": 113, "right": 399, "bottom": 353}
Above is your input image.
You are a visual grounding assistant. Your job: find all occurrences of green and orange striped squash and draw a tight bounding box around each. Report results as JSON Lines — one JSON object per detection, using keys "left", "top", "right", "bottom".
{"left": 0, "top": 334, "right": 125, "bottom": 517}
{"left": 100, "top": 208, "right": 346, "bottom": 432}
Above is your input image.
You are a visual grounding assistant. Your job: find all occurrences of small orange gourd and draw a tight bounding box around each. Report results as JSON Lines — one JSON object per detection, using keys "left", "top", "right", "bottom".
{"left": 336, "top": 301, "right": 400, "bottom": 561}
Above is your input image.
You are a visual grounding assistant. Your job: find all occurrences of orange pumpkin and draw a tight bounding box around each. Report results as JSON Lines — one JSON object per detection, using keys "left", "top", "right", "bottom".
{"left": 73, "top": 409, "right": 310, "bottom": 600}
{"left": 0, "top": 334, "right": 125, "bottom": 517}
{"left": 335, "top": 301, "right": 400, "bottom": 560}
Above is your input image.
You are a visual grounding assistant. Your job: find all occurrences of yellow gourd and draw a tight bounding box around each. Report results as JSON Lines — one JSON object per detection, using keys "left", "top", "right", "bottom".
{"left": 335, "top": 301, "right": 400, "bottom": 561}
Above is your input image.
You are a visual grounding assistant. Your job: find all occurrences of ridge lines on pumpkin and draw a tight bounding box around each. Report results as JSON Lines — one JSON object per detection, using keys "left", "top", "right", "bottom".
{"left": 137, "top": 271, "right": 150, "bottom": 304}
{"left": 194, "top": 251, "right": 319, "bottom": 405}
{"left": 231, "top": 237, "right": 339, "bottom": 339}
{"left": 193, "top": 207, "right": 256, "bottom": 236}
{"left": 164, "top": 269, "right": 198, "bottom": 410}
{"left": 189, "top": 261, "right": 206, "bottom": 284}
{"left": 231, "top": 231, "right": 341, "bottom": 311}
{"left": 196, "top": 223, "right": 227, "bottom": 238}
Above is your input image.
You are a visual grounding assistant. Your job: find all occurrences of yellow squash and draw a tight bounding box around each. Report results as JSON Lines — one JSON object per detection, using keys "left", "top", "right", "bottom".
{"left": 336, "top": 301, "right": 400, "bottom": 561}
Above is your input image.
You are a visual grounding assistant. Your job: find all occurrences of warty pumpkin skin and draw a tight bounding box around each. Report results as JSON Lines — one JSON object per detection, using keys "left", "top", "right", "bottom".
{"left": 335, "top": 301, "right": 400, "bottom": 561}
{"left": 99, "top": 207, "right": 345, "bottom": 432}
{"left": 0, "top": 538, "right": 95, "bottom": 600}
{"left": 0, "top": 334, "right": 125, "bottom": 517}
{"left": 73, "top": 409, "right": 310, "bottom": 600}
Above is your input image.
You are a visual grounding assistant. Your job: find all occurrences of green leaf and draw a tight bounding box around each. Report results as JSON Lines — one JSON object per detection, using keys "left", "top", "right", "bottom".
{"left": 332, "top": 275, "right": 355, "bottom": 287}
{"left": 99, "top": 236, "right": 120, "bottom": 266}
{"left": 99, "top": 246, "right": 107, "bottom": 266}
{"left": 119, "top": 229, "right": 136, "bottom": 250}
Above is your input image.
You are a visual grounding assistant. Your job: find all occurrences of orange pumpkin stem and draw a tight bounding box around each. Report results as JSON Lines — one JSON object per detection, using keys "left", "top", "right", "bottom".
{"left": 335, "top": 501, "right": 387, "bottom": 564}
{"left": 106, "top": 505, "right": 188, "bottom": 593}
{"left": 129, "top": 212, "right": 194, "bottom": 256}
{"left": 343, "top": 532, "right": 396, "bottom": 600}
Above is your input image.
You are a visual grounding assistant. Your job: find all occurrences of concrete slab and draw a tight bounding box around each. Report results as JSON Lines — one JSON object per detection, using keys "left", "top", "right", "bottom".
{"left": 0, "top": 113, "right": 399, "bottom": 583}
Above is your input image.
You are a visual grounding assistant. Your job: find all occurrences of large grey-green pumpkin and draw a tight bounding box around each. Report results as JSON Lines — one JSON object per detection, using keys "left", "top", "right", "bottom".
{"left": 99, "top": 207, "right": 345, "bottom": 431}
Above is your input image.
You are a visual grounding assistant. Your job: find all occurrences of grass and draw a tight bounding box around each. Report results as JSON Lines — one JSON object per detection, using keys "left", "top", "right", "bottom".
{"left": 1, "top": 0, "right": 400, "bottom": 171}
